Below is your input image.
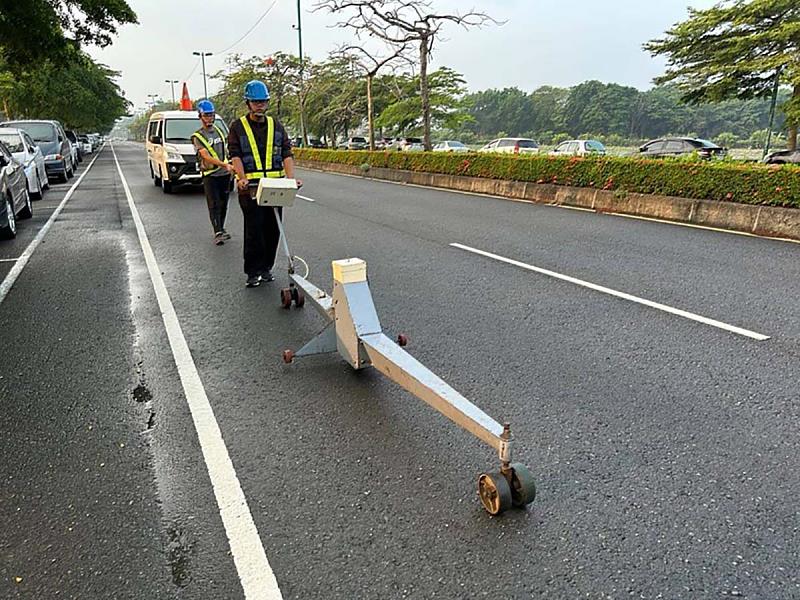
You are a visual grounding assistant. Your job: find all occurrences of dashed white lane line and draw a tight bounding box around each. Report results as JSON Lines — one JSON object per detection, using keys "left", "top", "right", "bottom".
{"left": 111, "top": 145, "right": 283, "bottom": 600}
{"left": 0, "top": 151, "right": 103, "bottom": 306}
{"left": 451, "top": 242, "right": 770, "bottom": 341}
{"left": 296, "top": 194, "right": 315, "bottom": 202}
{"left": 0, "top": 258, "right": 19, "bottom": 263}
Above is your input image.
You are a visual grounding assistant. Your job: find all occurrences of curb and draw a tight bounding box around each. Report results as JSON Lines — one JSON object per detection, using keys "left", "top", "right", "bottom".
{"left": 297, "top": 160, "right": 800, "bottom": 243}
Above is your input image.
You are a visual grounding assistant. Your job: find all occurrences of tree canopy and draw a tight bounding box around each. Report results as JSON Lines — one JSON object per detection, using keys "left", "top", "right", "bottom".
{"left": 0, "top": 0, "right": 137, "bottom": 68}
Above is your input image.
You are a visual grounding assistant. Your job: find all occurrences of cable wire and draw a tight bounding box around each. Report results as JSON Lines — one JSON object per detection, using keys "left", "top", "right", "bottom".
{"left": 216, "top": 0, "right": 280, "bottom": 55}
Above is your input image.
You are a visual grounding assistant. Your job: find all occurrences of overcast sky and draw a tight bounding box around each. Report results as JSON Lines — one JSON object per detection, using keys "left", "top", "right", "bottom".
{"left": 87, "top": 0, "right": 718, "bottom": 111}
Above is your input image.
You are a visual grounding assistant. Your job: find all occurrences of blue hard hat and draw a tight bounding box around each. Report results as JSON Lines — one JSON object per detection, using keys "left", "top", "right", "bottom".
{"left": 244, "top": 80, "right": 270, "bottom": 101}
{"left": 197, "top": 99, "right": 215, "bottom": 114}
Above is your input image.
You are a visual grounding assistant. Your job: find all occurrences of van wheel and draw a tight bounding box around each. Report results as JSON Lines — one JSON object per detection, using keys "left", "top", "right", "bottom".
{"left": 162, "top": 177, "right": 173, "bottom": 194}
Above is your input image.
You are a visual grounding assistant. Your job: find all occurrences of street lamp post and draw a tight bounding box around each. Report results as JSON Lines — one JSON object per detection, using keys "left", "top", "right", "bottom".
{"left": 292, "top": 0, "right": 308, "bottom": 146}
{"left": 146, "top": 94, "right": 158, "bottom": 109}
{"left": 165, "top": 79, "right": 179, "bottom": 105}
{"left": 192, "top": 51, "right": 213, "bottom": 99}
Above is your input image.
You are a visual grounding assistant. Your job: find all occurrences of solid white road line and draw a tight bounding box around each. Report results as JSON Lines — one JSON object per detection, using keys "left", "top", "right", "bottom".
{"left": 451, "top": 242, "right": 770, "bottom": 341}
{"left": 0, "top": 151, "right": 103, "bottom": 306}
{"left": 111, "top": 145, "right": 283, "bottom": 600}
{"left": 296, "top": 194, "right": 315, "bottom": 202}
{"left": 0, "top": 258, "right": 19, "bottom": 263}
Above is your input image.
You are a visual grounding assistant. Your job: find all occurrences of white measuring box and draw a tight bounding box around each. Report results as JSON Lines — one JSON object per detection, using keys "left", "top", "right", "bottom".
{"left": 255, "top": 177, "right": 298, "bottom": 207}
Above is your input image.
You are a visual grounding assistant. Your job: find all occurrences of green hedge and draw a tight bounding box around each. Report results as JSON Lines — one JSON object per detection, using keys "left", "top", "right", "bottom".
{"left": 294, "top": 149, "right": 800, "bottom": 208}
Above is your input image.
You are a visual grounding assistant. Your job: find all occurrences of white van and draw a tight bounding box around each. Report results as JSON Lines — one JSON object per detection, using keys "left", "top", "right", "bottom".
{"left": 145, "top": 110, "right": 229, "bottom": 194}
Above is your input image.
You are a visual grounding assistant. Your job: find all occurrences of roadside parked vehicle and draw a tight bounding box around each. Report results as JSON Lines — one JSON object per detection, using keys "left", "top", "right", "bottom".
{"left": 0, "top": 140, "right": 33, "bottom": 240}
{"left": 146, "top": 110, "right": 227, "bottom": 194}
{"left": 374, "top": 137, "right": 393, "bottom": 150}
{"left": 0, "top": 119, "right": 75, "bottom": 182}
{"left": 639, "top": 137, "right": 726, "bottom": 160}
{"left": 433, "top": 140, "right": 469, "bottom": 153}
{"left": 0, "top": 128, "right": 48, "bottom": 200}
{"left": 78, "top": 134, "right": 93, "bottom": 154}
{"left": 346, "top": 136, "right": 368, "bottom": 150}
{"left": 65, "top": 130, "right": 83, "bottom": 163}
{"left": 763, "top": 149, "right": 800, "bottom": 164}
{"left": 391, "top": 136, "right": 423, "bottom": 151}
{"left": 549, "top": 139, "right": 606, "bottom": 157}
{"left": 308, "top": 138, "right": 327, "bottom": 149}
{"left": 478, "top": 138, "right": 540, "bottom": 155}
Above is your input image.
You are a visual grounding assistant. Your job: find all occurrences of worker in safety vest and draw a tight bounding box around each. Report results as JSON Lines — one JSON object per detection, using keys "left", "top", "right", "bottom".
{"left": 192, "top": 99, "right": 234, "bottom": 245}
{"left": 228, "top": 80, "right": 302, "bottom": 288}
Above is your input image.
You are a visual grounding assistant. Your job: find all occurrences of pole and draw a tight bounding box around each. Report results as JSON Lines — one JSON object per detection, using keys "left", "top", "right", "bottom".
{"left": 295, "top": 0, "right": 308, "bottom": 146}
{"left": 763, "top": 67, "right": 782, "bottom": 159}
{"left": 201, "top": 53, "right": 208, "bottom": 100}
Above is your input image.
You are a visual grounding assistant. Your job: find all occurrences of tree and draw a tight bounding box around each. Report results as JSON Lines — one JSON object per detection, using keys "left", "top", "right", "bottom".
{"left": 645, "top": 0, "right": 800, "bottom": 149}
{"left": 315, "top": 0, "right": 496, "bottom": 150}
{"left": 335, "top": 42, "right": 412, "bottom": 149}
{"left": 0, "top": 0, "right": 137, "bottom": 68}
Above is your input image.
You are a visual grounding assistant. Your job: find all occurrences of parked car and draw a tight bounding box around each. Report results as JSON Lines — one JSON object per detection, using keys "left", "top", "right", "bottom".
{"left": 549, "top": 139, "right": 606, "bottom": 157}
{"left": 375, "top": 137, "right": 393, "bottom": 150}
{"left": 65, "top": 130, "right": 83, "bottom": 163}
{"left": 0, "top": 128, "right": 48, "bottom": 199}
{"left": 308, "top": 138, "right": 328, "bottom": 149}
{"left": 78, "top": 134, "right": 93, "bottom": 154}
{"left": 478, "top": 138, "right": 540, "bottom": 155}
{"left": 433, "top": 140, "right": 469, "bottom": 153}
{"left": 0, "top": 140, "right": 33, "bottom": 239}
{"left": 0, "top": 119, "right": 75, "bottom": 182}
{"left": 763, "top": 149, "right": 800, "bottom": 164}
{"left": 346, "top": 136, "right": 368, "bottom": 150}
{"left": 391, "top": 136, "right": 423, "bottom": 151}
{"left": 639, "top": 137, "right": 726, "bottom": 160}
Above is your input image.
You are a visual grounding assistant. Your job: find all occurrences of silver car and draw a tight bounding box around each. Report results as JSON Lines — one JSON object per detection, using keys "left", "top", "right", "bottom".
{"left": 0, "top": 140, "right": 33, "bottom": 240}
{"left": 0, "top": 128, "right": 48, "bottom": 199}
{"left": 478, "top": 137, "right": 540, "bottom": 155}
{"left": 549, "top": 139, "right": 606, "bottom": 157}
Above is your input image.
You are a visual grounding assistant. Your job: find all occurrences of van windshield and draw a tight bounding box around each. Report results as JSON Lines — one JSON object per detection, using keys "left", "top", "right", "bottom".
{"left": 164, "top": 119, "right": 202, "bottom": 143}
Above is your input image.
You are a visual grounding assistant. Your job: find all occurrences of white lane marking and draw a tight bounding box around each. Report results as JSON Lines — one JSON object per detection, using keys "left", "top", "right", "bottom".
{"left": 450, "top": 242, "right": 770, "bottom": 341}
{"left": 111, "top": 145, "right": 283, "bottom": 600}
{"left": 296, "top": 194, "right": 315, "bottom": 202}
{"left": 0, "top": 151, "right": 103, "bottom": 306}
{"left": 0, "top": 258, "right": 19, "bottom": 263}
{"left": 300, "top": 167, "right": 799, "bottom": 245}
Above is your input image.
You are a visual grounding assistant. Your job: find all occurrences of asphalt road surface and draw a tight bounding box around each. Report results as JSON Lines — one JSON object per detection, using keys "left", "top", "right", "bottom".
{"left": 1, "top": 142, "right": 798, "bottom": 599}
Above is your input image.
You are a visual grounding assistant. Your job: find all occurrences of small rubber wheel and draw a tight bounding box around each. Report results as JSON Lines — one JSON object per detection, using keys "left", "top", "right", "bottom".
{"left": 478, "top": 472, "right": 513, "bottom": 515}
{"left": 292, "top": 287, "right": 305, "bottom": 308}
{"left": 396, "top": 334, "right": 408, "bottom": 347}
{"left": 280, "top": 288, "right": 292, "bottom": 309}
{"left": 282, "top": 349, "right": 294, "bottom": 364}
{"left": 508, "top": 463, "right": 536, "bottom": 507}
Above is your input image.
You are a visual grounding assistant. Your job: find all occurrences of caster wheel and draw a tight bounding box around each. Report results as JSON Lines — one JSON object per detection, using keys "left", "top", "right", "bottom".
{"left": 508, "top": 463, "right": 536, "bottom": 507}
{"left": 280, "top": 288, "right": 292, "bottom": 309}
{"left": 478, "top": 471, "right": 513, "bottom": 515}
{"left": 292, "top": 287, "right": 305, "bottom": 308}
{"left": 396, "top": 333, "right": 408, "bottom": 347}
{"left": 282, "top": 349, "right": 294, "bottom": 364}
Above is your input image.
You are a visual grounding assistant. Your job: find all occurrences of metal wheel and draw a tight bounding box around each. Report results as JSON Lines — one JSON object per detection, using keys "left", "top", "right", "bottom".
{"left": 396, "top": 334, "right": 408, "bottom": 347}
{"left": 292, "top": 287, "right": 305, "bottom": 308}
{"left": 508, "top": 463, "right": 536, "bottom": 507}
{"left": 478, "top": 471, "right": 512, "bottom": 515}
{"left": 282, "top": 349, "right": 294, "bottom": 364}
{"left": 280, "top": 288, "right": 293, "bottom": 309}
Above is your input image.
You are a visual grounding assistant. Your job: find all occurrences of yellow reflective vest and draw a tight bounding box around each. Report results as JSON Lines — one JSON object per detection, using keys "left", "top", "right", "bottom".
{"left": 239, "top": 116, "right": 286, "bottom": 180}
{"left": 191, "top": 124, "right": 229, "bottom": 176}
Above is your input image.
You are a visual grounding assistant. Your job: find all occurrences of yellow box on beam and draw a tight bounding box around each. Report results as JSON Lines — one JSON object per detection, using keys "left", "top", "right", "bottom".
{"left": 332, "top": 258, "right": 367, "bottom": 284}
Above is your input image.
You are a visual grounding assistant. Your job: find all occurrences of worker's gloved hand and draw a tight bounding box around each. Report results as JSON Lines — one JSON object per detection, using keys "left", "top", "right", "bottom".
{"left": 296, "top": 179, "right": 303, "bottom": 189}
{"left": 237, "top": 178, "right": 249, "bottom": 191}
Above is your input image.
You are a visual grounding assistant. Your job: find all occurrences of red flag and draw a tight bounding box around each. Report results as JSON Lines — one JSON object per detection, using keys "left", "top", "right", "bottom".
{"left": 180, "top": 83, "right": 192, "bottom": 111}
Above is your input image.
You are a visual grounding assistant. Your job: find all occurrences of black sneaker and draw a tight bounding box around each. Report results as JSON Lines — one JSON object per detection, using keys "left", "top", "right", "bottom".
{"left": 246, "top": 275, "right": 261, "bottom": 288}
{"left": 214, "top": 232, "right": 225, "bottom": 245}
{"left": 221, "top": 230, "right": 231, "bottom": 240}
{"left": 259, "top": 270, "right": 274, "bottom": 282}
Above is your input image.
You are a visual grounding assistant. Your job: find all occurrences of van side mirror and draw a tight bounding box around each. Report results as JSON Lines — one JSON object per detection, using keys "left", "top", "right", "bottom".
{"left": 0, "top": 155, "right": 7, "bottom": 167}
{"left": 150, "top": 135, "right": 162, "bottom": 144}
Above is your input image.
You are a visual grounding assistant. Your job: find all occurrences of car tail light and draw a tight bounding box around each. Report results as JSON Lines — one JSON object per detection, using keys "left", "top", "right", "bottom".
{"left": 514, "top": 143, "right": 520, "bottom": 154}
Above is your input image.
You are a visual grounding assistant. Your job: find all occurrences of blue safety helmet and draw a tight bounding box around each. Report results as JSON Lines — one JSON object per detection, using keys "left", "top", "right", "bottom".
{"left": 197, "top": 99, "right": 215, "bottom": 114}
{"left": 244, "top": 80, "right": 270, "bottom": 101}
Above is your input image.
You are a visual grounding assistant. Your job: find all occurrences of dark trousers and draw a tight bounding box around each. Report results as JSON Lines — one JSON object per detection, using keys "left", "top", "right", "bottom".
{"left": 238, "top": 193, "right": 282, "bottom": 276}
{"left": 203, "top": 175, "right": 231, "bottom": 233}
